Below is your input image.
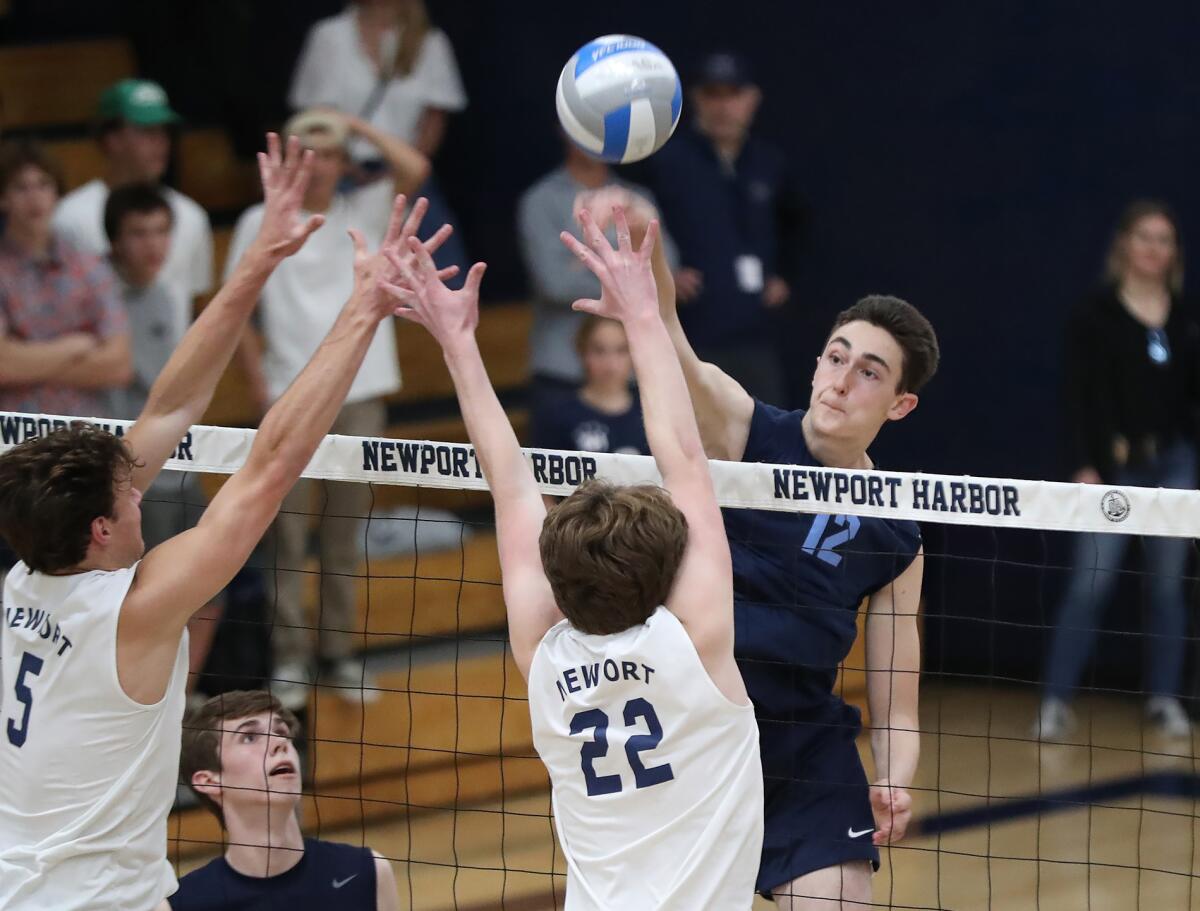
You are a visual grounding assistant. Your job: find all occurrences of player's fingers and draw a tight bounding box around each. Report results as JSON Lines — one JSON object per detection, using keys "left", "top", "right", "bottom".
{"left": 406, "top": 235, "right": 439, "bottom": 277}
{"left": 423, "top": 222, "right": 454, "bottom": 254}
{"left": 613, "top": 206, "right": 633, "bottom": 254}
{"left": 266, "top": 132, "right": 281, "bottom": 173}
{"left": 283, "top": 134, "right": 302, "bottom": 182}
{"left": 400, "top": 196, "right": 429, "bottom": 241}
{"left": 387, "top": 247, "right": 419, "bottom": 288}
{"left": 570, "top": 298, "right": 604, "bottom": 316}
{"left": 256, "top": 152, "right": 270, "bottom": 192}
{"left": 380, "top": 280, "right": 418, "bottom": 305}
{"left": 577, "top": 207, "right": 611, "bottom": 257}
{"left": 347, "top": 228, "right": 368, "bottom": 260}
{"left": 435, "top": 265, "right": 460, "bottom": 281}
{"left": 638, "top": 218, "right": 660, "bottom": 261}
{"left": 391, "top": 305, "right": 424, "bottom": 324}
{"left": 462, "top": 261, "right": 487, "bottom": 297}
{"left": 560, "top": 230, "right": 608, "bottom": 278}
{"left": 383, "top": 195, "right": 409, "bottom": 247}
{"left": 298, "top": 214, "right": 325, "bottom": 242}
{"left": 290, "top": 149, "right": 316, "bottom": 200}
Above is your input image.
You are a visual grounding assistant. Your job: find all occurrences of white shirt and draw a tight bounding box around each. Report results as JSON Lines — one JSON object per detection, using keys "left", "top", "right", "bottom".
{"left": 289, "top": 9, "right": 467, "bottom": 160}
{"left": 226, "top": 179, "right": 401, "bottom": 404}
{"left": 0, "top": 562, "right": 189, "bottom": 911}
{"left": 528, "top": 608, "right": 764, "bottom": 910}
{"left": 52, "top": 179, "right": 213, "bottom": 336}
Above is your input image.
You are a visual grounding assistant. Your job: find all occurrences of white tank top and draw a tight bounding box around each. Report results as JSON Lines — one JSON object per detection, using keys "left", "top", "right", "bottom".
{"left": 529, "top": 607, "right": 763, "bottom": 910}
{"left": 0, "top": 561, "right": 188, "bottom": 910}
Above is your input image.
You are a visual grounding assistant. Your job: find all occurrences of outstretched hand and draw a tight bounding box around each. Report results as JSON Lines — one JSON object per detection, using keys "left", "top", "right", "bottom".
{"left": 559, "top": 205, "right": 660, "bottom": 324}
{"left": 252, "top": 133, "right": 325, "bottom": 261}
{"left": 380, "top": 235, "right": 487, "bottom": 348}
{"left": 347, "top": 194, "right": 459, "bottom": 320}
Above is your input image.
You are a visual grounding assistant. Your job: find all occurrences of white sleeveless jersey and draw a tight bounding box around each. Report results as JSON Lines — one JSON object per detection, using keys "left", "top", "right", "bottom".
{"left": 529, "top": 607, "right": 763, "bottom": 910}
{"left": 0, "top": 561, "right": 188, "bottom": 910}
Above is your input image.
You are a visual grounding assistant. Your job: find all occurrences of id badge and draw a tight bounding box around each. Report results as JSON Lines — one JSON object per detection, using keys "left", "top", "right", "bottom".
{"left": 735, "top": 254, "right": 764, "bottom": 293}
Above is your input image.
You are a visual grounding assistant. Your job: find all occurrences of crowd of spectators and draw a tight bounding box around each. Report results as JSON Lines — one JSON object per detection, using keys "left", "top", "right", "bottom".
{"left": 0, "top": 2, "right": 1195, "bottom": 733}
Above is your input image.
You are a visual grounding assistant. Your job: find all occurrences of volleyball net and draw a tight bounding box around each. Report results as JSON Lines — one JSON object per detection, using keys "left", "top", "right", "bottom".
{"left": 3, "top": 411, "right": 1199, "bottom": 910}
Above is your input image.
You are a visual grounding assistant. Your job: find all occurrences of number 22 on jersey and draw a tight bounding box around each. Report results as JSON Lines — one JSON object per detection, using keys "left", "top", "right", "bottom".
{"left": 570, "top": 698, "right": 675, "bottom": 797}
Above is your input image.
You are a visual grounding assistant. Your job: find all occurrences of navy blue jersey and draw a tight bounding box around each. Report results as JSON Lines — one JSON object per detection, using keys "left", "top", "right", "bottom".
{"left": 168, "top": 838, "right": 376, "bottom": 911}
{"left": 531, "top": 391, "right": 647, "bottom": 455}
{"left": 727, "top": 401, "right": 921, "bottom": 766}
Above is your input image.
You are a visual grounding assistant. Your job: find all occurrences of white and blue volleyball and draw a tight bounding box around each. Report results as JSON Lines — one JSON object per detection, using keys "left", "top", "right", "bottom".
{"left": 556, "top": 35, "right": 682, "bottom": 164}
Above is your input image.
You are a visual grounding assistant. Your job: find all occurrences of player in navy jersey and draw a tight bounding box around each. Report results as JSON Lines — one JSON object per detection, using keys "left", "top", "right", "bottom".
{"left": 158, "top": 690, "right": 397, "bottom": 911}
{"left": 579, "top": 190, "right": 939, "bottom": 907}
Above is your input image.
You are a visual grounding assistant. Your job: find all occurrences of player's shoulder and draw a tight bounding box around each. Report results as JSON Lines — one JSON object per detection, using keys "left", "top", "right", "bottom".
{"left": 169, "top": 854, "right": 232, "bottom": 908}
{"left": 743, "top": 398, "right": 805, "bottom": 462}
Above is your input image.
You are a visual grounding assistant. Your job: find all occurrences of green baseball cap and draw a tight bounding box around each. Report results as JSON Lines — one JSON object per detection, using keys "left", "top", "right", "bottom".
{"left": 97, "top": 79, "right": 181, "bottom": 126}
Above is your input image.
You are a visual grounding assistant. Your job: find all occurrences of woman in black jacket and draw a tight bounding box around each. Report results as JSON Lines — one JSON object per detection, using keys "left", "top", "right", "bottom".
{"left": 1037, "top": 200, "right": 1200, "bottom": 740}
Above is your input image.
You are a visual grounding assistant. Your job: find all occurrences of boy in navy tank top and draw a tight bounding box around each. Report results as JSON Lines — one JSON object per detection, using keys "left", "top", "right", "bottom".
{"left": 580, "top": 190, "right": 940, "bottom": 907}
{"left": 159, "top": 691, "right": 398, "bottom": 911}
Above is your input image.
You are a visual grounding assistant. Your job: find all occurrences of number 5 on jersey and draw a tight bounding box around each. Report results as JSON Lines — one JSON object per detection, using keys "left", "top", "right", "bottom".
{"left": 6, "top": 651, "right": 44, "bottom": 748}
{"left": 570, "top": 697, "right": 674, "bottom": 796}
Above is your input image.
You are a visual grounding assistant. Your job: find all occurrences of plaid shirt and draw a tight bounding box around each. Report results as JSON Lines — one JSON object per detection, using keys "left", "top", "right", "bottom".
{"left": 0, "top": 234, "right": 127, "bottom": 417}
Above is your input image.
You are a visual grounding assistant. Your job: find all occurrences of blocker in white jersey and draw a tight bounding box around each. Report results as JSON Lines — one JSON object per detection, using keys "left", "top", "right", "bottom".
{"left": 388, "top": 200, "right": 765, "bottom": 908}
{"left": 0, "top": 562, "right": 188, "bottom": 910}
{"left": 530, "top": 606, "right": 762, "bottom": 910}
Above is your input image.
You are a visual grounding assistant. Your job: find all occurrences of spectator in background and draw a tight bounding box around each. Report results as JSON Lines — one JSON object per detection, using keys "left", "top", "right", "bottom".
{"left": 229, "top": 109, "right": 430, "bottom": 709}
{"left": 1036, "top": 200, "right": 1200, "bottom": 741}
{"left": 52, "top": 79, "right": 213, "bottom": 339}
{"left": 0, "top": 141, "right": 131, "bottom": 419}
{"left": 290, "top": 0, "right": 468, "bottom": 277}
{"left": 518, "top": 140, "right": 674, "bottom": 404}
{"left": 636, "top": 52, "right": 804, "bottom": 404}
{"left": 104, "top": 183, "right": 223, "bottom": 695}
{"left": 531, "top": 315, "right": 647, "bottom": 457}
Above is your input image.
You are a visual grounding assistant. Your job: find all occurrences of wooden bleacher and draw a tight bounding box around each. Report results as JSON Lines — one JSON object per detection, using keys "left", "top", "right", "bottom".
{"left": 0, "top": 38, "right": 133, "bottom": 129}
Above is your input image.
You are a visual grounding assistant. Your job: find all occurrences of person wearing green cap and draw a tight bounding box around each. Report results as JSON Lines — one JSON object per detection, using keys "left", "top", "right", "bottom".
{"left": 52, "top": 78, "right": 213, "bottom": 348}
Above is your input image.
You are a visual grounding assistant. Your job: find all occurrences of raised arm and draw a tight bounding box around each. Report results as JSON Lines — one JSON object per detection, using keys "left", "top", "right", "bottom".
{"left": 559, "top": 208, "right": 745, "bottom": 702}
{"left": 116, "top": 196, "right": 445, "bottom": 704}
{"left": 123, "top": 134, "right": 324, "bottom": 492}
{"left": 382, "top": 238, "right": 563, "bottom": 678}
{"left": 576, "top": 189, "right": 754, "bottom": 461}
{"left": 864, "top": 548, "right": 923, "bottom": 846}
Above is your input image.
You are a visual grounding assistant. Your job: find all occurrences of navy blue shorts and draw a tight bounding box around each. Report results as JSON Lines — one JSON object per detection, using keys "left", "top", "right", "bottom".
{"left": 755, "top": 718, "right": 880, "bottom": 896}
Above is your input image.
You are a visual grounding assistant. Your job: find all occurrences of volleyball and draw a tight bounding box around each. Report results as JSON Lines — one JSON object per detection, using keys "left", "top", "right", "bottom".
{"left": 555, "top": 35, "right": 682, "bottom": 164}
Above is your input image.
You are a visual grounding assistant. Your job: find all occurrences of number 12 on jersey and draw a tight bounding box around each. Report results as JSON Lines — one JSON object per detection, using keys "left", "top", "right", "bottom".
{"left": 569, "top": 698, "right": 674, "bottom": 796}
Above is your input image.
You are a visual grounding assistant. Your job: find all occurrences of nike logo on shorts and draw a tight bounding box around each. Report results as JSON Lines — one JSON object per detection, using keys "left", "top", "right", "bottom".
{"left": 333, "top": 874, "right": 358, "bottom": 889}
{"left": 847, "top": 827, "right": 875, "bottom": 839}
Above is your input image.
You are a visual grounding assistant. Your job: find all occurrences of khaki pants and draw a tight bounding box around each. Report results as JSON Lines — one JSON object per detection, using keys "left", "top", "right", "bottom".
{"left": 268, "top": 397, "right": 385, "bottom": 667}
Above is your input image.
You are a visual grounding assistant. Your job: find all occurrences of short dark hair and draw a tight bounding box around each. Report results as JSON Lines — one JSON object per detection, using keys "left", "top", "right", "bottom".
{"left": 0, "top": 140, "right": 65, "bottom": 196}
{"left": 539, "top": 480, "right": 688, "bottom": 635}
{"left": 180, "top": 690, "right": 301, "bottom": 825}
{"left": 0, "top": 424, "right": 139, "bottom": 573}
{"left": 104, "top": 182, "right": 173, "bottom": 243}
{"left": 830, "top": 295, "right": 940, "bottom": 393}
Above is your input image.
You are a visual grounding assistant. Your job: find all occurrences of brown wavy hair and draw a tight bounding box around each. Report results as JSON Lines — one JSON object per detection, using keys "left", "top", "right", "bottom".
{"left": 539, "top": 480, "right": 688, "bottom": 635}
{"left": 0, "top": 424, "right": 139, "bottom": 573}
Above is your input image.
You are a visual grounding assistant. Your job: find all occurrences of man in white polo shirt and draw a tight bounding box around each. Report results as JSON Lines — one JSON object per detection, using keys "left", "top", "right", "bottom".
{"left": 52, "top": 79, "right": 213, "bottom": 338}
{"left": 228, "top": 108, "right": 432, "bottom": 708}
